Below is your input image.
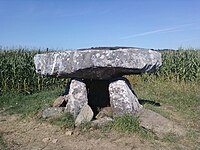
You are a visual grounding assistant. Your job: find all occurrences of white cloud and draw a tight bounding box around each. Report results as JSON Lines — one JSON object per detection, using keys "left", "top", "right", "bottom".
{"left": 120, "top": 23, "right": 194, "bottom": 39}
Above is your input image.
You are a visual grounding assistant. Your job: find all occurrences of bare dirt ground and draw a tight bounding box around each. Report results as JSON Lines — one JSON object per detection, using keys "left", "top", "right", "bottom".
{"left": 0, "top": 113, "right": 198, "bottom": 150}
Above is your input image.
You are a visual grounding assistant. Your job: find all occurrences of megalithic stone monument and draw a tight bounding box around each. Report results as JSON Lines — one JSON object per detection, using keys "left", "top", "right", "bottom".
{"left": 34, "top": 47, "right": 162, "bottom": 118}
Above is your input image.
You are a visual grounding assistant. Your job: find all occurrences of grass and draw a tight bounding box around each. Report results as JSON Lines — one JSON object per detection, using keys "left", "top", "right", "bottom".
{"left": 0, "top": 73, "right": 199, "bottom": 146}
{"left": 111, "top": 114, "right": 155, "bottom": 139}
{"left": 1, "top": 78, "right": 199, "bottom": 129}
{"left": 73, "top": 114, "right": 155, "bottom": 139}
{"left": 0, "top": 132, "right": 8, "bottom": 150}
{"left": 134, "top": 79, "right": 200, "bottom": 128}
{"left": 186, "top": 129, "right": 199, "bottom": 141}
{"left": 0, "top": 88, "right": 63, "bottom": 117}
{"left": 162, "top": 132, "right": 181, "bottom": 143}
{"left": 111, "top": 114, "right": 140, "bottom": 133}
{"left": 48, "top": 112, "right": 75, "bottom": 129}
{"left": 79, "top": 121, "right": 93, "bottom": 132}
{"left": 43, "top": 110, "right": 154, "bottom": 139}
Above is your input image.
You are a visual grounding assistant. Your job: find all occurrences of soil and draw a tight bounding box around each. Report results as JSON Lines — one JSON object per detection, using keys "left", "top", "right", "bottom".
{"left": 0, "top": 113, "right": 199, "bottom": 150}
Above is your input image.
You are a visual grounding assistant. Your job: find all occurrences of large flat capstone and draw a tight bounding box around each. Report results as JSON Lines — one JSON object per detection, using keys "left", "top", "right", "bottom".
{"left": 34, "top": 47, "right": 162, "bottom": 79}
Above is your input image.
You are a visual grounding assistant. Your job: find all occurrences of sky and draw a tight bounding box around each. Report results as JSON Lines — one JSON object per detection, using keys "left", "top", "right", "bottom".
{"left": 0, "top": 0, "right": 200, "bottom": 50}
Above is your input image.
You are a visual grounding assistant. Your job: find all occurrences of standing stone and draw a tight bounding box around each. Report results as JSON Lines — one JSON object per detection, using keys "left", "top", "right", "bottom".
{"left": 65, "top": 79, "right": 88, "bottom": 118}
{"left": 109, "top": 78, "right": 142, "bottom": 116}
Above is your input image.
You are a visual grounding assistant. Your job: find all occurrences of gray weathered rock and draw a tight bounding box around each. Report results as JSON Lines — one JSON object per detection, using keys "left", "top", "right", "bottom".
{"left": 65, "top": 79, "right": 88, "bottom": 118}
{"left": 34, "top": 47, "right": 162, "bottom": 79}
{"left": 75, "top": 104, "right": 94, "bottom": 126}
{"left": 109, "top": 78, "right": 142, "bottom": 116}
{"left": 42, "top": 107, "right": 64, "bottom": 119}
{"left": 138, "top": 108, "right": 186, "bottom": 137}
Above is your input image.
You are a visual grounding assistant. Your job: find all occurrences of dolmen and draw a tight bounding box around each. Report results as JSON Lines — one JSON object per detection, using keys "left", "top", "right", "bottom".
{"left": 34, "top": 47, "right": 162, "bottom": 124}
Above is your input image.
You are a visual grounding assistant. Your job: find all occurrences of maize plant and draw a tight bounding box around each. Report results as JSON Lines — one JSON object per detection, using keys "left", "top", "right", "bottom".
{"left": 0, "top": 48, "right": 67, "bottom": 94}
{"left": 149, "top": 48, "right": 200, "bottom": 83}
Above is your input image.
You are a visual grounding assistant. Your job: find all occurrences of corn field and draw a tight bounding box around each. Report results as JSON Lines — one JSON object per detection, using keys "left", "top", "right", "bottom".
{"left": 0, "top": 48, "right": 68, "bottom": 94}
{"left": 142, "top": 49, "right": 200, "bottom": 83}
{"left": 156, "top": 49, "right": 200, "bottom": 82}
{"left": 0, "top": 48, "right": 200, "bottom": 94}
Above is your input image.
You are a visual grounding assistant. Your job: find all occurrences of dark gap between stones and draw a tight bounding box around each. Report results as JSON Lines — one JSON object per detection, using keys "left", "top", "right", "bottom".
{"left": 84, "top": 79, "right": 110, "bottom": 117}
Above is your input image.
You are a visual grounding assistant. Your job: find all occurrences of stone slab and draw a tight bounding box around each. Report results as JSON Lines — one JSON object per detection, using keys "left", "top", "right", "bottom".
{"left": 34, "top": 47, "right": 162, "bottom": 79}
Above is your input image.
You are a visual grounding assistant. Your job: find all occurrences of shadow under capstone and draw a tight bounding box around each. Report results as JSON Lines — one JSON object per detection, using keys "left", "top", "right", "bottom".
{"left": 84, "top": 79, "right": 110, "bottom": 116}
{"left": 139, "top": 99, "right": 161, "bottom": 106}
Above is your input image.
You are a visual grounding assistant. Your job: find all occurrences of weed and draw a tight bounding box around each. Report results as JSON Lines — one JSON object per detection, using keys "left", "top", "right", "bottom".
{"left": 138, "top": 128, "right": 155, "bottom": 140}
{"left": 78, "top": 121, "right": 93, "bottom": 132}
{"left": 103, "top": 114, "right": 155, "bottom": 139}
{"left": 48, "top": 112, "right": 75, "bottom": 129}
{"left": 98, "top": 122, "right": 113, "bottom": 133}
{"left": 0, "top": 132, "right": 8, "bottom": 150}
{"left": 162, "top": 132, "right": 180, "bottom": 143}
{"left": 112, "top": 114, "right": 140, "bottom": 133}
{"left": 186, "top": 129, "right": 199, "bottom": 141}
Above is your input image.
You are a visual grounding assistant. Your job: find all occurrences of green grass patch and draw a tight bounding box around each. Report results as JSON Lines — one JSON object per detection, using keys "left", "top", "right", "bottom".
{"left": 0, "top": 88, "right": 63, "bottom": 117}
{"left": 186, "top": 129, "right": 199, "bottom": 141}
{"left": 112, "top": 114, "right": 140, "bottom": 133}
{"left": 109, "top": 114, "right": 155, "bottom": 139}
{"left": 78, "top": 121, "right": 93, "bottom": 132}
{"left": 135, "top": 79, "right": 200, "bottom": 122}
{"left": 98, "top": 122, "right": 113, "bottom": 133}
{"left": 48, "top": 112, "right": 75, "bottom": 129}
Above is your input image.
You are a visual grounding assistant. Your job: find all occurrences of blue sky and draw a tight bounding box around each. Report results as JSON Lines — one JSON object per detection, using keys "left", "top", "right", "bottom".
{"left": 0, "top": 0, "right": 200, "bottom": 50}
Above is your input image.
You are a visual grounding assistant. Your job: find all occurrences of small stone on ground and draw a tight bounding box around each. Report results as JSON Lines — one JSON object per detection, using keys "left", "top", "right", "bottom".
{"left": 52, "top": 138, "right": 58, "bottom": 143}
{"left": 75, "top": 104, "right": 94, "bottom": 126}
{"left": 42, "top": 137, "right": 51, "bottom": 143}
{"left": 65, "top": 130, "right": 73, "bottom": 136}
{"left": 53, "top": 96, "right": 67, "bottom": 107}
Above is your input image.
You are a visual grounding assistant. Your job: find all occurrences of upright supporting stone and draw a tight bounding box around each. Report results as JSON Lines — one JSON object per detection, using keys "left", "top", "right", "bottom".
{"left": 109, "top": 78, "right": 142, "bottom": 116}
{"left": 65, "top": 79, "right": 88, "bottom": 118}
